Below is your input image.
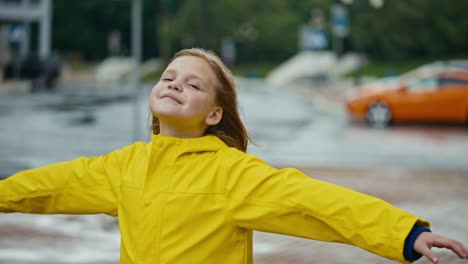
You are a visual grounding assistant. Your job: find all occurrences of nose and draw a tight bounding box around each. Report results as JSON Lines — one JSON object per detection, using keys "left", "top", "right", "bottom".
{"left": 168, "top": 80, "right": 182, "bottom": 91}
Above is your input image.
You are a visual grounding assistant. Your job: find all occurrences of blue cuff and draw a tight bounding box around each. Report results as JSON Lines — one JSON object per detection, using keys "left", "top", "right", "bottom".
{"left": 403, "top": 224, "right": 431, "bottom": 262}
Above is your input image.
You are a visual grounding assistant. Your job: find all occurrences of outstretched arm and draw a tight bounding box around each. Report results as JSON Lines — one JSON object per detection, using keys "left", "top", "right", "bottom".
{"left": 223, "top": 150, "right": 429, "bottom": 263}
{"left": 0, "top": 142, "right": 144, "bottom": 216}
{"left": 414, "top": 232, "right": 468, "bottom": 263}
{"left": 0, "top": 154, "right": 122, "bottom": 216}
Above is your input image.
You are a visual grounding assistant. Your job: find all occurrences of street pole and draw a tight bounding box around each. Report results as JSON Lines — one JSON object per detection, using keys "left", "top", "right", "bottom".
{"left": 340, "top": 0, "right": 384, "bottom": 86}
{"left": 131, "top": 0, "right": 142, "bottom": 142}
{"left": 39, "top": 0, "right": 51, "bottom": 60}
{"left": 331, "top": 2, "right": 349, "bottom": 58}
{"left": 198, "top": 0, "right": 208, "bottom": 49}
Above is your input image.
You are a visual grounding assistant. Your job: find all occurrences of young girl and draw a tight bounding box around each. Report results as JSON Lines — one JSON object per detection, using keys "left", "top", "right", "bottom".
{"left": 1, "top": 48, "right": 467, "bottom": 264}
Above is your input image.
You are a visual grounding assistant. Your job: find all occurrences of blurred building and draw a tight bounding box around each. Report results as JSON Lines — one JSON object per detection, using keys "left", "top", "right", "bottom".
{"left": 0, "top": 0, "right": 52, "bottom": 66}
{"left": 0, "top": 0, "right": 59, "bottom": 91}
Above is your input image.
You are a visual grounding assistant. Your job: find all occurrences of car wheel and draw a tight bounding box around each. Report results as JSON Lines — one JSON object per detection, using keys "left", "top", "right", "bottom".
{"left": 465, "top": 110, "right": 468, "bottom": 127}
{"left": 366, "top": 103, "right": 392, "bottom": 127}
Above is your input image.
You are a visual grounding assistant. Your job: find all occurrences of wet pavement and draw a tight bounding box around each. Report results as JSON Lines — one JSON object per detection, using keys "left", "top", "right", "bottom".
{"left": 0, "top": 78, "right": 467, "bottom": 263}
{"left": 1, "top": 78, "right": 468, "bottom": 171}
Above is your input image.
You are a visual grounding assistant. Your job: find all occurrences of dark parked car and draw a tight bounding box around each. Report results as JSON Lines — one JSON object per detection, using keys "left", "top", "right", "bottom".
{"left": 3, "top": 53, "right": 62, "bottom": 92}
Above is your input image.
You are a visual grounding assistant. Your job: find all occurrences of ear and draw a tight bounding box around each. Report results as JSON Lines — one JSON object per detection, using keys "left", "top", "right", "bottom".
{"left": 205, "top": 107, "right": 223, "bottom": 126}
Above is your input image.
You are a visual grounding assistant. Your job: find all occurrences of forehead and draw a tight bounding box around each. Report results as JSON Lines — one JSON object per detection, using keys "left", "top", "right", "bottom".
{"left": 166, "top": 55, "right": 218, "bottom": 86}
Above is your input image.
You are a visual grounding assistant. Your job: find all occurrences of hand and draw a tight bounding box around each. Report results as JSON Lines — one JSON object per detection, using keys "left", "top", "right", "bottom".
{"left": 414, "top": 232, "right": 468, "bottom": 263}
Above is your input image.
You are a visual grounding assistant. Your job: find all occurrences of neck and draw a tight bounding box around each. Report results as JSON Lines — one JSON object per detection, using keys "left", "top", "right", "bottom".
{"left": 158, "top": 121, "right": 208, "bottom": 138}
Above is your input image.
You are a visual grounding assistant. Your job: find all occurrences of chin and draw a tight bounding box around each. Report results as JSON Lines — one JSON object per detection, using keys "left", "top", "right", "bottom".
{"left": 152, "top": 110, "right": 179, "bottom": 120}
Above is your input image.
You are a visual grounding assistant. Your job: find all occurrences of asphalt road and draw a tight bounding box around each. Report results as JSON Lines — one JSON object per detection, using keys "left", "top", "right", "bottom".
{"left": 1, "top": 79, "right": 468, "bottom": 173}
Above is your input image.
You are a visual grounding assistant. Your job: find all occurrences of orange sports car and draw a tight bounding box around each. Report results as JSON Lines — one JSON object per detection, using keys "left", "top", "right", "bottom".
{"left": 345, "top": 68, "right": 468, "bottom": 126}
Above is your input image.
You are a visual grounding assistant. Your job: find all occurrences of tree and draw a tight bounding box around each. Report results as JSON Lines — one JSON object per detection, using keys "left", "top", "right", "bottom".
{"left": 168, "top": 0, "right": 302, "bottom": 63}
{"left": 53, "top": 0, "right": 158, "bottom": 61}
{"left": 345, "top": 0, "right": 468, "bottom": 60}
{"left": 50, "top": 0, "right": 468, "bottom": 63}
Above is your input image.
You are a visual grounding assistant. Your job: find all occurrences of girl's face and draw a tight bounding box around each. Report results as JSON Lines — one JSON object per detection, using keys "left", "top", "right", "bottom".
{"left": 149, "top": 55, "right": 222, "bottom": 137}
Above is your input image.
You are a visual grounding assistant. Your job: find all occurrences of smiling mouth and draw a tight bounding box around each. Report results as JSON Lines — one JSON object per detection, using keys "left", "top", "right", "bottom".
{"left": 161, "top": 95, "right": 181, "bottom": 104}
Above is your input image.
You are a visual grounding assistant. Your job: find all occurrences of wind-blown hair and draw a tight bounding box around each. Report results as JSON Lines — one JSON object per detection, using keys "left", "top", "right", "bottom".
{"left": 151, "top": 48, "right": 251, "bottom": 152}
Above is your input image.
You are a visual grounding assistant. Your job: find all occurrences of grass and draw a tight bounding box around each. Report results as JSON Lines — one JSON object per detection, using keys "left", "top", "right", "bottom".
{"left": 228, "top": 59, "right": 441, "bottom": 80}
{"left": 131, "top": 56, "right": 468, "bottom": 82}
{"left": 348, "top": 58, "right": 433, "bottom": 79}
{"left": 351, "top": 55, "right": 468, "bottom": 78}
{"left": 229, "top": 63, "right": 279, "bottom": 78}
{"left": 143, "top": 69, "right": 164, "bottom": 82}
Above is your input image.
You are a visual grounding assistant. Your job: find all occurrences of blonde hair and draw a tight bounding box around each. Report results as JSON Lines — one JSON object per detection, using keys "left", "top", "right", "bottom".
{"left": 151, "top": 48, "right": 251, "bottom": 152}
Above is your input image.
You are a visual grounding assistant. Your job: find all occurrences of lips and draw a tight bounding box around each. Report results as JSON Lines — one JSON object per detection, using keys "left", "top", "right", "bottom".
{"left": 160, "top": 94, "right": 182, "bottom": 104}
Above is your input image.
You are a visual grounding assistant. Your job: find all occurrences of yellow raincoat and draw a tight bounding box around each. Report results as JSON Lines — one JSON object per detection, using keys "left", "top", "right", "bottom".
{"left": 0, "top": 134, "right": 428, "bottom": 263}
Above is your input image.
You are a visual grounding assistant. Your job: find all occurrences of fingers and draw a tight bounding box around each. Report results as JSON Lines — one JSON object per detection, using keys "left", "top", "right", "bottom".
{"left": 432, "top": 238, "right": 468, "bottom": 259}
{"left": 419, "top": 246, "right": 439, "bottom": 264}
{"left": 414, "top": 233, "right": 440, "bottom": 263}
{"left": 415, "top": 232, "right": 468, "bottom": 262}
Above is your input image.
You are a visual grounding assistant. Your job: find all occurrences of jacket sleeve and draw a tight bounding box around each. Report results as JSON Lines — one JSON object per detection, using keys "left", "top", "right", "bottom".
{"left": 223, "top": 149, "right": 430, "bottom": 263}
{"left": 0, "top": 143, "right": 140, "bottom": 216}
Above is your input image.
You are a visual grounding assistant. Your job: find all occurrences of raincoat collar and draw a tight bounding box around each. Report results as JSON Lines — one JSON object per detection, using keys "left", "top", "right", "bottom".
{"left": 151, "top": 134, "right": 228, "bottom": 153}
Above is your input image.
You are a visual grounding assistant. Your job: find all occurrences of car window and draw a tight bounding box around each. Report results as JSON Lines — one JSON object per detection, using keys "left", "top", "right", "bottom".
{"left": 407, "top": 78, "right": 438, "bottom": 92}
{"left": 439, "top": 78, "right": 468, "bottom": 86}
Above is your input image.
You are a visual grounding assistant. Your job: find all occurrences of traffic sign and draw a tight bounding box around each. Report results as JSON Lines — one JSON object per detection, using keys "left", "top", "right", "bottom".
{"left": 331, "top": 4, "right": 349, "bottom": 37}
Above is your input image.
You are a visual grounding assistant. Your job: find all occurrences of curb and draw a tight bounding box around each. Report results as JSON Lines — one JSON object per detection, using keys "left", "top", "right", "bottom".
{"left": 0, "top": 81, "right": 31, "bottom": 95}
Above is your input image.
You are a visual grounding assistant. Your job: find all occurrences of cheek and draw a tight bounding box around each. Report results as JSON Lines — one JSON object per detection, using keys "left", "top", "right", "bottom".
{"left": 151, "top": 83, "right": 162, "bottom": 96}
{"left": 149, "top": 84, "right": 161, "bottom": 110}
{"left": 194, "top": 95, "right": 217, "bottom": 113}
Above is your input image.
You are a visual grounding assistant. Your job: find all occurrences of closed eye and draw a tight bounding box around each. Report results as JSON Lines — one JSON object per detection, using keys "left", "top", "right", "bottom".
{"left": 189, "top": 83, "right": 200, "bottom": 89}
{"left": 162, "top": 78, "right": 173, "bottom": 82}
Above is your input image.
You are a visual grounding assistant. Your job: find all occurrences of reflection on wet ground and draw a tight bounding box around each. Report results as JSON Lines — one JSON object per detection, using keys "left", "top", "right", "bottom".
{"left": 0, "top": 214, "right": 120, "bottom": 264}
